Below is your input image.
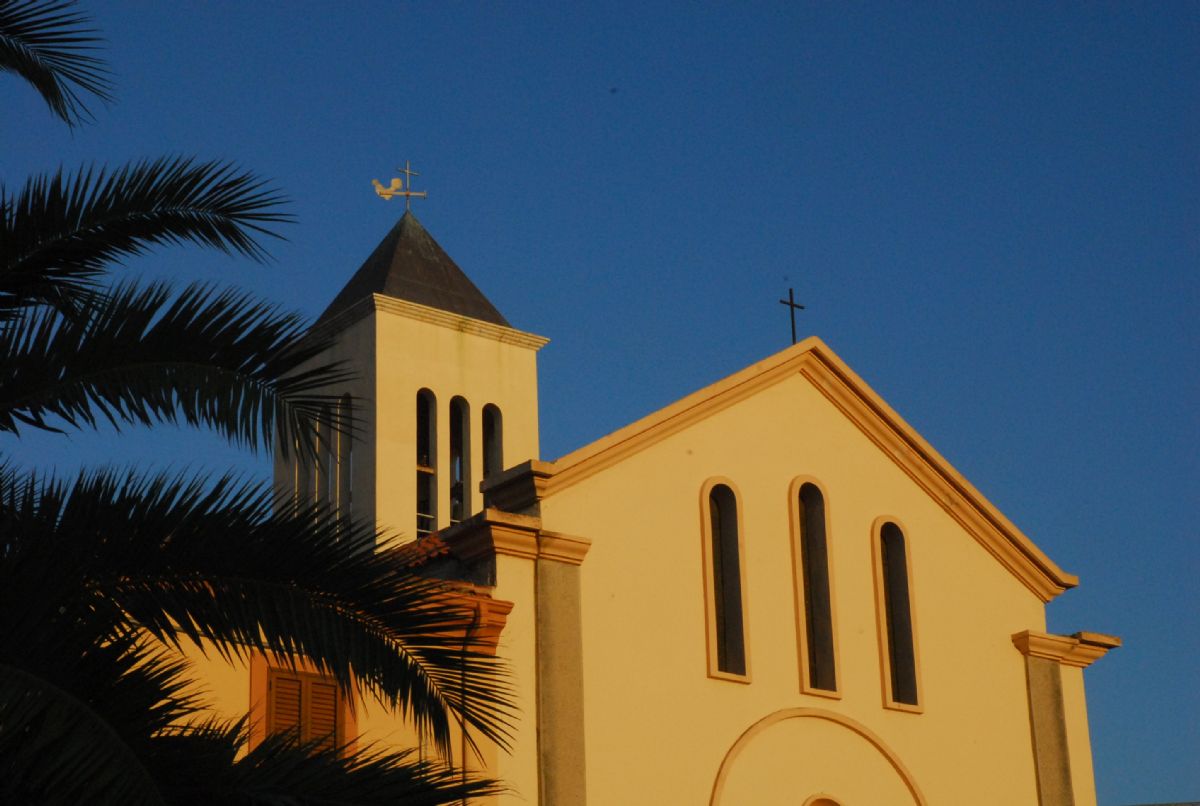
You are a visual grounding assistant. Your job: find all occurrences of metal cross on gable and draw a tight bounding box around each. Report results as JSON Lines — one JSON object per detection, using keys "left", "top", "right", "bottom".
{"left": 779, "top": 287, "right": 805, "bottom": 345}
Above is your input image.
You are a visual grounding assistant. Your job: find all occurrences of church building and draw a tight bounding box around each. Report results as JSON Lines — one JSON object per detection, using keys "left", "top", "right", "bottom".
{"left": 256, "top": 209, "right": 1118, "bottom": 805}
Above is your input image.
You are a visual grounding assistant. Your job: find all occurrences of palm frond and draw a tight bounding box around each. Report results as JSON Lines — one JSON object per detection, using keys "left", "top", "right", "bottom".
{"left": 0, "top": 281, "right": 353, "bottom": 453}
{"left": 153, "top": 720, "right": 503, "bottom": 806}
{"left": 0, "top": 158, "right": 292, "bottom": 317}
{"left": 0, "top": 467, "right": 518, "bottom": 757}
{"left": 0, "top": 628, "right": 198, "bottom": 806}
{"left": 0, "top": 0, "right": 112, "bottom": 126}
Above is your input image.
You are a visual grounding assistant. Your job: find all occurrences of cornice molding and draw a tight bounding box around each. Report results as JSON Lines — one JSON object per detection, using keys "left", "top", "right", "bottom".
{"left": 538, "top": 530, "right": 592, "bottom": 566}
{"left": 439, "top": 508, "right": 590, "bottom": 566}
{"left": 481, "top": 459, "right": 555, "bottom": 512}
{"left": 373, "top": 295, "right": 549, "bottom": 350}
{"left": 538, "top": 337, "right": 1077, "bottom": 603}
{"left": 1012, "top": 629, "right": 1121, "bottom": 668}
{"left": 428, "top": 586, "right": 515, "bottom": 656}
{"left": 304, "top": 294, "right": 550, "bottom": 350}
{"left": 304, "top": 297, "right": 374, "bottom": 342}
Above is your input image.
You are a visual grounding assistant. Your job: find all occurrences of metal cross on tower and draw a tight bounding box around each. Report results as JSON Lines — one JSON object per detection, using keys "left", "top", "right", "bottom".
{"left": 371, "top": 160, "right": 428, "bottom": 210}
{"left": 779, "top": 287, "right": 805, "bottom": 345}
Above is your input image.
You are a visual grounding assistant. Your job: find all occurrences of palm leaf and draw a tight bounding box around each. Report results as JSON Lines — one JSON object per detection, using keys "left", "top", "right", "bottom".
{"left": 0, "top": 281, "right": 352, "bottom": 453}
{"left": 0, "top": 467, "right": 518, "bottom": 758}
{"left": 0, "top": 158, "right": 291, "bottom": 317}
{"left": 153, "top": 720, "right": 503, "bottom": 806}
{"left": 0, "top": 0, "right": 112, "bottom": 126}
{"left": 0, "top": 623, "right": 198, "bottom": 806}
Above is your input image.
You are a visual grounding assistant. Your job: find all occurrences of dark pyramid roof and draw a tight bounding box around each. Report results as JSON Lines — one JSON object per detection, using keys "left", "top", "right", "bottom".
{"left": 318, "top": 211, "right": 510, "bottom": 327}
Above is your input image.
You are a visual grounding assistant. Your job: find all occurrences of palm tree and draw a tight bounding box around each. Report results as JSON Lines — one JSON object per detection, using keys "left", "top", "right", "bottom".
{"left": 0, "top": 2, "right": 513, "bottom": 802}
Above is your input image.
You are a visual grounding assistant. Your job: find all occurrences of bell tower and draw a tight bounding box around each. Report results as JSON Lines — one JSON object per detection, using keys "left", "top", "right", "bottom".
{"left": 278, "top": 210, "right": 547, "bottom": 542}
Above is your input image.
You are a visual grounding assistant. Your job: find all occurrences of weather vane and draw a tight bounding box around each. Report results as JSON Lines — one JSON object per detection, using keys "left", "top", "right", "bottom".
{"left": 779, "top": 287, "right": 805, "bottom": 345}
{"left": 372, "top": 160, "right": 427, "bottom": 211}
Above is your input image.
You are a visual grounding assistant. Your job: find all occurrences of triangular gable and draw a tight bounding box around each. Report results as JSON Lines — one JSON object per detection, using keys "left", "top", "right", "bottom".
{"left": 541, "top": 336, "right": 1077, "bottom": 602}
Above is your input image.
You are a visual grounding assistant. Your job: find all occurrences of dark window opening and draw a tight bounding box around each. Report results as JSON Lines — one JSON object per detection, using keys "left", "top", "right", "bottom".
{"left": 318, "top": 404, "right": 334, "bottom": 505}
{"left": 799, "top": 483, "right": 836, "bottom": 691}
{"left": 881, "top": 522, "right": 918, "bottom": 705}
{"left": 449, "top": 396, "right": 470, "bottom": 523}
{"left": 416, "top": 389, "right": 437, "bottom": 536}
{"left": 337, "top": 395, "right": 353, "bottom": 522}
{"left": 709, "top": 484, "right": 746, "bottom": 676}
{"left": 482, "top": 404, "right": 503, "bottom": 479}
{"left": 295, "top": 434, "right": 313, "bottom": 510}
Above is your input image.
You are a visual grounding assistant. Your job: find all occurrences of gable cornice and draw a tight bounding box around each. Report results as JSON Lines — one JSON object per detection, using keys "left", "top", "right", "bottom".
{"left": 373, "top": 295, "right": 549, "bottom": 349}
{"left": 1013, "top": 630, "right": 1121, "bottom": 668}
{"left": 541, "top": 337, "right": 1078, "bottom": 602}
{"left": 307, "top": 294, "right": 549, "bottom": 350}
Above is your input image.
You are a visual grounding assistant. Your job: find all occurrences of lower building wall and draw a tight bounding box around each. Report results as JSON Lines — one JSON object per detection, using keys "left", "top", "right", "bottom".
{"left": 1061, "top": 667, "right": 1100, "bottom": 806}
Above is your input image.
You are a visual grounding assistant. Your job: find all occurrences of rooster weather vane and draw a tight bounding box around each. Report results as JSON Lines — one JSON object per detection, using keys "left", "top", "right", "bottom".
{"left": 372, "top": 160, "right": 427, "bottom": 210}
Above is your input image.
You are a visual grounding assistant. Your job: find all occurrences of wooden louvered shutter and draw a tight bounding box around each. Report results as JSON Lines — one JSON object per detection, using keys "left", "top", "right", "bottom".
{"left": 307, "top": 679, "right": 339, "bottom": 751}
{"left": 268, "top": 670, "right": 339, "bottom": 751}
{"left": 270, "top": 674, "right": 303, "bottom": 737}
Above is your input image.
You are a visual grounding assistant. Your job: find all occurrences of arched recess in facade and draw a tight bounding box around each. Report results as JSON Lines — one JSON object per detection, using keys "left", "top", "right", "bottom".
{"left": 707, "top": 707, "right": 928, "bottom": 806}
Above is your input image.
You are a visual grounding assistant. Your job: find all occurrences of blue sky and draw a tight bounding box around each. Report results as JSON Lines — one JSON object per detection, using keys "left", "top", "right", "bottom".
{"left": 3, "top": 3, "right": 1197, "bottom": 802}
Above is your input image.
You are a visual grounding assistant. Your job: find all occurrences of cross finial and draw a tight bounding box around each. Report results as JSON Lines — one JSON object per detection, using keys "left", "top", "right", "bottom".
{"left": 371, "top": 160, "right": 428, "bottom": 210}
{"left": 779, "top": 288, "right": 805, "bottom": 345}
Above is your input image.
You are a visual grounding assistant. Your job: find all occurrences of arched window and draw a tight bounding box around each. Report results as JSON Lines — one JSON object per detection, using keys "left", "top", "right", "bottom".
{"left": 796, "top": 482, "right": 836, "bottom": 692}
{"left": 703, "top": 482, "right": 748, "bottom": 678}
{"left": 316, "top": 404, "right": 334, "bottom": 505}
{"left": 449, "top": 396, "right": 471, "bottom": 523}
{"left": 877, "top": 521, "right": 919, "bottom": 707}
{"left": 294, "top": 423, "right": 317, "bottom": 510}
{"left": 336, "top": 394, "right": 353, "bottom": 520}
{"left": 416, "top": 389, "right": 437, "bottom": 537}
{"left": 294, "top": 436, "right": 310, "bottom": 509}
{"left": 482, "top": 404, "right": 503, "bottom": 479}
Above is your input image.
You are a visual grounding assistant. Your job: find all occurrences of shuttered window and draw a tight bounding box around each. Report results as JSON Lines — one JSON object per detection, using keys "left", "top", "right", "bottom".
{"left": 267, "top": 669, "right": 340, "bottom": 752}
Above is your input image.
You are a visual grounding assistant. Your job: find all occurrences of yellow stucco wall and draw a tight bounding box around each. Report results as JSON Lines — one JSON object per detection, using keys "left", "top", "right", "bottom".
{"left": 186, "top": 297, "right": 1111, "bottom": 806}
{"left": 370, "top": 297, "right": 543, "bottom": 539}
{"left": 489, "top": 554, "right": 541, "bottom": 803}
{"left": 189, "top": 296, "right": 547, "bottom": 795}
{"left": 540, "top": 370, "right": 1049, "bottom": 804}
{"left": 1061, "top": 666, "right": 1100, "bottom": 806}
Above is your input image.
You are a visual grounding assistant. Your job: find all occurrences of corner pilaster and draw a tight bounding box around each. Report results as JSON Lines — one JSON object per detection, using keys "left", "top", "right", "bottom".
{"left": 1013, "top": 630, "right": 1120, "bottom": 806}
{"left": 442, "top": 509, "right": 592, "bottom": 805}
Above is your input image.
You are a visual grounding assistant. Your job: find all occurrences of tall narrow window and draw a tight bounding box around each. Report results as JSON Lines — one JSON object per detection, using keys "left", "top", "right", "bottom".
{"left": 482, "top": 404, "right": 503, "bottom": 479}
{"left": 316, "top": 404, "right": 333, "bottom": 505}
{"left": 705, "top": 483, "right": 747, "bottom": 677}
{"left": 878, "top": 521, "right": 919, "bottom": 706}
{"left": 416, "top": 389, "right": 437, "bottom": 537}
{"left": 449, "top": 396, "right": 471, "bottom": 523}
{"left": 337, "top": 394, "right": 353, "bottom": 520}
{"left": 294, "top": 438, "right": 309, "bottom": 509}
{"left": 797, "top": 483, "right": 836, "bottom": 692}
{"left": 295, "top": 427, "right": 316, "bottom": 510}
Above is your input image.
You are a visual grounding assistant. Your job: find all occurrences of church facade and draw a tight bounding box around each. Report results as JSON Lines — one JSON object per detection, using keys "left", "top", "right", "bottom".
{"left": 209, "top": 211, "right": 1119, "bottom": 804}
